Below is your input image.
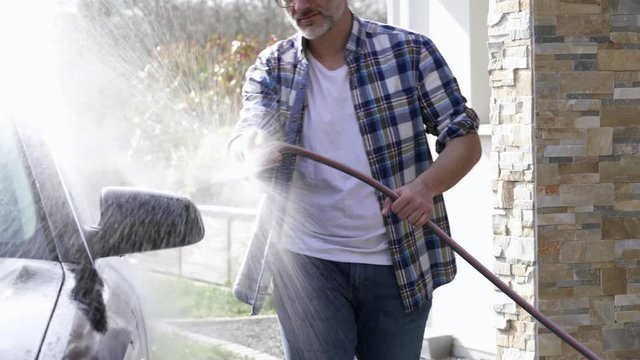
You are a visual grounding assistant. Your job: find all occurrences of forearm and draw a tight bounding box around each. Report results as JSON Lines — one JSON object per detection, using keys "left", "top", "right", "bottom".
{"left": 414, "top": 133, "right": 481, "bottom": 196}
{"left": 229, "top": 51, "right": 279, "bottom": 162}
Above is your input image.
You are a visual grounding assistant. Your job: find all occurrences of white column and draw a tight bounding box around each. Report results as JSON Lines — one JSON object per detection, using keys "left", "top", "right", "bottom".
{"left": 469, "top": 0, "right": 491, "bottom": 123}
{"left": 386, "top": 0, "right": 429, "bottom": 35}
{"left": 387, "top": 0, "right": 490, "bottom": 125}
{"left": 387, "top": 1, "right": 495, "bottom": 358}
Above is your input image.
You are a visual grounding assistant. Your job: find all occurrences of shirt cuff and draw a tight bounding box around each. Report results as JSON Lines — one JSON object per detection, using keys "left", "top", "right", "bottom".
{"left": 435, "top": 107, "right": 480, "bottom": 154}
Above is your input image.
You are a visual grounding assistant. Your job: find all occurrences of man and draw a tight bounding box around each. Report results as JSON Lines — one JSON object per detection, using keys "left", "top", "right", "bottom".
{"left": 228, "top": 0, "right": 481, "bottom": 359}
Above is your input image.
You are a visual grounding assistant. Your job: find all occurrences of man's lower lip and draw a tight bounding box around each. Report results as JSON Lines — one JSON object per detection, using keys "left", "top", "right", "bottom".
{"left": 298, "top": 13, "right": 318, "bottom": 22}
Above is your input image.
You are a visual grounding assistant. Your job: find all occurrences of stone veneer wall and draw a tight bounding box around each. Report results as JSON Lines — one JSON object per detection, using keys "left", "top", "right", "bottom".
{"left": 534, "top": 0, "right": 640, "bottom": 359}
{"left": 488, "top": 1, "right": 536, "bottom": 359}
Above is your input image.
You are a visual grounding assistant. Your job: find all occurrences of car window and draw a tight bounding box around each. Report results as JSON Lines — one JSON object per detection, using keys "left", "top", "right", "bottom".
{"left": 0, "top": 120, "right": 57, "bottom": 260}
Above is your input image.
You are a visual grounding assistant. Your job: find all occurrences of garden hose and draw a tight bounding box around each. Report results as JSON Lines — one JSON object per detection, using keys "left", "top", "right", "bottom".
{"left": 279, "top": 143, "right": 601, "bottom": 360}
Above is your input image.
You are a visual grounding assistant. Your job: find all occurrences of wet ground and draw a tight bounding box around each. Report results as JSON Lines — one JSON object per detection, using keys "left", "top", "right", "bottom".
{"left": 161, "top": 316, "right": 467, "bottom": 360}
{"left": 165, "top": 315, "right": 284, "bottom": 359}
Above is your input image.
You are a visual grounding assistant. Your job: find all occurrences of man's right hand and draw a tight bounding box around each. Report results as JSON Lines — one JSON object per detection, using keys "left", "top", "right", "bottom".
{"left": 239, "top": 129, "right": 283, "bottom": 173}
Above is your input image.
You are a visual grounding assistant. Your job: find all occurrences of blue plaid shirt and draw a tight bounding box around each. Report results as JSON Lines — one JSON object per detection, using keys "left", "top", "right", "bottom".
{"left": 231, "top": 15, "right": 479, "bottom": 314}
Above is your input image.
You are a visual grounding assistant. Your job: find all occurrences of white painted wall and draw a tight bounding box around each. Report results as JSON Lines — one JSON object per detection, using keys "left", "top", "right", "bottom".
{"left": 387, "top": 1, "right": 495, "bottom": 357}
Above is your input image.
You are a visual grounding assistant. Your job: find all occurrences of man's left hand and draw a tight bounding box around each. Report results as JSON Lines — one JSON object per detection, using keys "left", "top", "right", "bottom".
{"left": 381, "top": 179, "right": 435, "bottom": 227}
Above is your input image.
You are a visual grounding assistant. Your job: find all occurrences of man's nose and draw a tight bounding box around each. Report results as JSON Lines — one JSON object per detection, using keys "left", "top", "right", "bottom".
{"left": 293, "top": 0, "right": 311, "bottom": 12}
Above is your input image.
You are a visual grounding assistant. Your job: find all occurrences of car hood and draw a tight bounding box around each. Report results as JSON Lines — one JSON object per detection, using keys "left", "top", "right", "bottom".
{"left": 0, "top": 258, "right": 63, "bottom": 359}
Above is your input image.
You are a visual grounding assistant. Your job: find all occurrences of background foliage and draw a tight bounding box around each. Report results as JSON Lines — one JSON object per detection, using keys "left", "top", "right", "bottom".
{"left": 64, "top": 0, "right": 386, "bottom": 208}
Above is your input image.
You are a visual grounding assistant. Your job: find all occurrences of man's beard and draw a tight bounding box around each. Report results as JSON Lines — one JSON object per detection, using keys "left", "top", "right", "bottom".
{"left": 290, "top": 15, "right": 335, "bottom": 39}
{"left": 287, "top": 3, "right": 345, "bottom": 39}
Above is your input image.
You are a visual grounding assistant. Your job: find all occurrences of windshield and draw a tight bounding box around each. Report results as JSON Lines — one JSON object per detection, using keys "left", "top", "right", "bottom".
{"left": 0, "top": 120, "right": 57, "bottom": 260}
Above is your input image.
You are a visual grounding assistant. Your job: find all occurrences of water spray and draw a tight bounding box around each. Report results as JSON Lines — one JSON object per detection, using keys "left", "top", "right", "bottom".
{"left": 278, "top": 143, "right": 601, "bottom": 360}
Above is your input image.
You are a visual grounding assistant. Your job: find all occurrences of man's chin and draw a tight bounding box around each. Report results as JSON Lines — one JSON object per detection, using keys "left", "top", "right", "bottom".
{"left": 298, "top": 24, "right": 331, "bottom": 40}
{"left": 287, "top": 15, "right": 332, "bottom": 39}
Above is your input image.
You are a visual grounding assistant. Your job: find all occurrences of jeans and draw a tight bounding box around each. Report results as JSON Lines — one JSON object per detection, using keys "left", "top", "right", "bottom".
{"left": 271, "top": 248, "right": 431, "bottom": 360}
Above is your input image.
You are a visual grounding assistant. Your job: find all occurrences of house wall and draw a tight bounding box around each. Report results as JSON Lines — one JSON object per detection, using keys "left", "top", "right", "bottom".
{"left": 534, "top": 0, "right": 640, "bottom": 358}
{"left": 487, "top": 1, "right": 536, "bottom": 359}
{"left": 388, "top": 1, "right": 497, "bottom": 357}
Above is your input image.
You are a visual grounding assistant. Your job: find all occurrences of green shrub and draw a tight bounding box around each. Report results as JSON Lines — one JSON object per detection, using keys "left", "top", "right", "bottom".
{"left": 143, "top": 273, "right": 276, "bottom": 318}
{"left": 124, "top": 34, "right": 276, "bottom": 204}
{"left": 129, "top": 34, "right": 276, "bottom": 165}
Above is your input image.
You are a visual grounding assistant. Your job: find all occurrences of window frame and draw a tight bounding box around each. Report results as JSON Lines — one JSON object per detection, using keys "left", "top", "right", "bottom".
{"left": 0, "top": 122, "right": 59, "bottom": 261}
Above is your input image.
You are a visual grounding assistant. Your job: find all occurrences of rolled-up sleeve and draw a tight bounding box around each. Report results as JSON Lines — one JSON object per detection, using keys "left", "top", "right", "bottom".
{"left": 416, "top": 37, "right": 480, "bottom": 154}
{"left": 228, "top": 49, "right": 282, "bottom": 152}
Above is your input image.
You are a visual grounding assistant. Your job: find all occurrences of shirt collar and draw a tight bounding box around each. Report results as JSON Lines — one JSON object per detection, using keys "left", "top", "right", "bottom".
{"left": 345, "top": 14, "right": 366, "bottom": 56}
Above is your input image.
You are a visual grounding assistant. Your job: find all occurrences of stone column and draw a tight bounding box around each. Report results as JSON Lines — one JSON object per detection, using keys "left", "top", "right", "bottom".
{"left": 534, "top": 0, "right": 640, "bottom": 358}
{"left": 488, "top": 1, "right": 536, "bottom": 359}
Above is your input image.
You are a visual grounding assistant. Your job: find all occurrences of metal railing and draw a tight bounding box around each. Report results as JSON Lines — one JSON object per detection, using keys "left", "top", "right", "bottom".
{"left": 131, "top": 204, "right": 258, "bottom": 284}
{"left": 197, "top": 205, "right": 258, "bottom": 284}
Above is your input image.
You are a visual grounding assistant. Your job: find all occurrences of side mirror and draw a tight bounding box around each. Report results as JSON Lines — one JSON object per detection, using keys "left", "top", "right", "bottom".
{"left": 87, "top": 187, "right": 205, "bottom": 259}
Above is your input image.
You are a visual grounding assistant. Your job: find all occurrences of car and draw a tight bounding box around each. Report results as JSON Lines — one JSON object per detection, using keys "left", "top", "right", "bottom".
{"left": 0, "top": 118, "right": 205, "bottom": 359}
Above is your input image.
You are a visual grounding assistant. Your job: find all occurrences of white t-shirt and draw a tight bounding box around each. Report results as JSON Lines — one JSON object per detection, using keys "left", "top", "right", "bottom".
{"left": 280, "top": 53, "right": 391, "bottom": 265}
